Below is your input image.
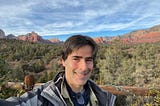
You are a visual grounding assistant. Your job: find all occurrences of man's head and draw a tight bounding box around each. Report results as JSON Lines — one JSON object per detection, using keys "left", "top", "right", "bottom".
{"left": 62, "top": 35, "right": 98, "bottom": 61}
{"left": 61, "top": 35, "right": 98, "bottom": 92}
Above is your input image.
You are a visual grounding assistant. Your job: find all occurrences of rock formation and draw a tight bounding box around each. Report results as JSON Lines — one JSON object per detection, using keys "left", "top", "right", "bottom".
{"left": 0, "top": 29, "right": 5, "bottom": 38}
{"left": 18, "top": 31, "right": 52, "bottom": 43}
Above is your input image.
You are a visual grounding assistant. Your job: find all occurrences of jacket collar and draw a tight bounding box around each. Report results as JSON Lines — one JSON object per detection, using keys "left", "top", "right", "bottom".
{"left": 40, "top": 71, "right": 66, "bottom": 106}
{"left": 60, "top": 74, "right": 99, "bottom": 106}
{"left": 40, "top": 71, "right": 111, "bottom": 106}
{"left": 40, "top": 80, "right": 65, "bottom": 106}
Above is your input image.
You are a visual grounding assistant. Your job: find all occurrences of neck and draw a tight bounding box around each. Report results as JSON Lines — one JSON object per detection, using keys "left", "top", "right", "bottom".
{"left": 64, "top": 77, "right": 84, "bottom": 93}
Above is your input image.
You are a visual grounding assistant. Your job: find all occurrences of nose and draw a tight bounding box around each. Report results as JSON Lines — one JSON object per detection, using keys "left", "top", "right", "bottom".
{"left": 79, "top": 59, "right": 88, "bottom": 71}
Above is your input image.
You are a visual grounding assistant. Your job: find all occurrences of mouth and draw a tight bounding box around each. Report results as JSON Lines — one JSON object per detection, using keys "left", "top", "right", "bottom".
{"left": 74, "top": 70, "right": 90, "bottom": 77}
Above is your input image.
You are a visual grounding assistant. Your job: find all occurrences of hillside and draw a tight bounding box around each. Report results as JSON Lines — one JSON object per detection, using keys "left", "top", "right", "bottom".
{"left": 18, "top": 32, "right": 52, "bottom": 43}
{"left": 0, "top": 30, "right": 62, "bottom": 44}
{"left": 1, "top": 24, "right": 160, "bottom": 87}
{"left": 1, "top": 38, "right": 160, "bottom": 87}
{"left": 1, "top": 25, "right": 160, "bottom": 106}
{"left": 1, "top": 24, "right": 160, "bottom": 44}
{"left": 0, "top": 39, "right": 63, "bottom": 83}
{"left": 0, "top": 29, "right": 5, "bottom": 38}
{"left": 102, "top": 24, "right": 160, "bottom": 44}
{"left": 1, "top": 38, "right": 160, "bottom": 106}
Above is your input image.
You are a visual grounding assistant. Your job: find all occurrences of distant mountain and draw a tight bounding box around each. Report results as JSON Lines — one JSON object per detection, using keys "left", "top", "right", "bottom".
{"left": 18, "top": 32, "right": 54, "bottom": 43}
{"left": 149, "top": 24, "right": 160, "bottom": 32}
{"left": 6, "top": 34, "right": 17, "bottom": 39}
{"left": 0, "top": 29, "right": 17, "bottom": 39}
{"left": 0, "top": 30, "right": 62, "bottom": 44}
{"left": 101, "top": 24, "right": 160, "bottom": 44}
{"left": 0, "top": 29, "right": 5, "bottom": 38}
{"left": 93, "top": 37, "right": 106, "bottom": 43}
{"left": 48, "top": 38, "right": 63, "bottom": 43}
{"left": 120, "top": 24, "right": 160, "bottom": 44}
{"left": 17, "top": 32, "right": 63, "bottom": 44}
{"left": 1, "top": 24, "right": 160, "bottom": 44}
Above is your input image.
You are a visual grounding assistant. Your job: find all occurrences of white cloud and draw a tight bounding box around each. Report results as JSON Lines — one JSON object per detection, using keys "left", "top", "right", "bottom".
{"left": 0, "top": 0, "right": 160, "bottom": 37}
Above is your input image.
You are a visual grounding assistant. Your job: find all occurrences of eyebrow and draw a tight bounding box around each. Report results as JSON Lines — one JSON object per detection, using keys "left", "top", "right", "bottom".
{"left": 72, "top": 56, "right": 93, "bottom": 59}
{"left": 72, "top": 56, "right": 83, "bottom": 58}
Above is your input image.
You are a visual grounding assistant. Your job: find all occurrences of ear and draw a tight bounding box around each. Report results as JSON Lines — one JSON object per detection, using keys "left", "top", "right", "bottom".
{"left": 61, "top": 59, "right": 66, "bottom": 67}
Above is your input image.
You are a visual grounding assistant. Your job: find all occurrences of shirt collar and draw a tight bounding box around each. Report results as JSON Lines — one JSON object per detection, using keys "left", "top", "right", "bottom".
{"left": 61, "top": 77, "right": 98, "bottom": 105}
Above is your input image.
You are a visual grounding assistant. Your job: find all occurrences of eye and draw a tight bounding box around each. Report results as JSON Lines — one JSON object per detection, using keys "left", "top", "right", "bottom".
{"left": 72, "top": 57, "right": 80, "bottom": 61}
{"left": 86, "top": 58, "right": 93, "bottom": 62}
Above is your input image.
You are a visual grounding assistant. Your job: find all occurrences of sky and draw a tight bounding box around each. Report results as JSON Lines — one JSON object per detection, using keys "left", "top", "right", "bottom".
{"left": 0, "top": 0, "right": 160, "bottom": 41}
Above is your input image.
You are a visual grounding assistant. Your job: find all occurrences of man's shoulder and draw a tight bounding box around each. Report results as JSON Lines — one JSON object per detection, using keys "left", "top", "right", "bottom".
{"left": 88, "top": 80, "right": 101, "bottom": 90}
{"left": 88, "top": 80, "right": 116, "bottom": 106}
{"left": 88, "top": 79, "right": 116, "bottom": 98}
{"left": 1, "top": 80, "right": 55, "bottom": 106}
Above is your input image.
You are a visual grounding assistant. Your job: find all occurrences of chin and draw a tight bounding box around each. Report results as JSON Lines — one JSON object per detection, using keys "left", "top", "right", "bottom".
{"left": 76, "top": 80, "right": 87, "bottom": 86}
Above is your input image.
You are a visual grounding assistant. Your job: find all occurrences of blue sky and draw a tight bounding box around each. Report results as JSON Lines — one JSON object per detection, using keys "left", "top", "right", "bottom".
{"left": 0, "top": 0, "right": 160, "bottom": 41}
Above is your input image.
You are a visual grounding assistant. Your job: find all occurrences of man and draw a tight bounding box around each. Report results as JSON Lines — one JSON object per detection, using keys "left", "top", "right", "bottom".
{"left": 0, "top": 35, "right": 116, "bottom": 106}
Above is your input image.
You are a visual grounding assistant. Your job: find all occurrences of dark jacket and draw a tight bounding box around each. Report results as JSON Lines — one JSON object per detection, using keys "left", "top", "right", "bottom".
{"left": 0, "top": 72, "right": 116, "bottom": 106}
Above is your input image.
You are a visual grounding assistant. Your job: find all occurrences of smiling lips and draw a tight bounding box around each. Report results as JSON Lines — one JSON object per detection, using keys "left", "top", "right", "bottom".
{"left": 74, "top": 70, "right": 90, "bottom": 78}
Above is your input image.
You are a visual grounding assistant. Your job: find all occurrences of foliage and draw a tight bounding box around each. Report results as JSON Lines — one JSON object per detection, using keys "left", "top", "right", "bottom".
{"left": 1, "top": 38, "right": 160, "bottom": 105}
{"left": 96, "top": 42, "right": 160, "bottom": 87}
{"left": 143, "top": 89, "right": 160, "bottom": 106}
{"left": 0, "top": 39, "right": 62, "bottom": 82}
{"left": 0, "top": 85, "right": 19, "bottom": 99}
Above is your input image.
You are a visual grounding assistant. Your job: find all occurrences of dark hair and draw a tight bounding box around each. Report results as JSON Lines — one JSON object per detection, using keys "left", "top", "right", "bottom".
{"left": 62, "top": 35, "right": 98, "bottom": 61}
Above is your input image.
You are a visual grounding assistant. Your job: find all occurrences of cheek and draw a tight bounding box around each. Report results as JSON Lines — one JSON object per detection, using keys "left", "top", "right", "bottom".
{"left": 65, "top": 61, "right": 78, "bottom": 69}
{"left": 71, "top": 62, "right": 79, "bottom": 69}
{"left": 66, "top": 60, "right": 94, "bottom": 69}
{"left": 88, "top": 63, "right": 94, "bottom": 69}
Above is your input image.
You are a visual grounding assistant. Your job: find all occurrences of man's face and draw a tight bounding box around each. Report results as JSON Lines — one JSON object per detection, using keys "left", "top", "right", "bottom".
{"left": 62, "top": 45, "right": 94, "bottom": 88}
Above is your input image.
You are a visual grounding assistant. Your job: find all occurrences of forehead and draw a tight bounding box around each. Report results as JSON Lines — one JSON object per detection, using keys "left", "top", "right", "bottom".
{"left": 70, "top": 45, "right": 93, "bottom": 56}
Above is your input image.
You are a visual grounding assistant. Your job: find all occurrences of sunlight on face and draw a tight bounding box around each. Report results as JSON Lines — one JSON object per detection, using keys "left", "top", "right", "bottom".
{"left": 62, "top": 45, "right": 94, "bottom": 89}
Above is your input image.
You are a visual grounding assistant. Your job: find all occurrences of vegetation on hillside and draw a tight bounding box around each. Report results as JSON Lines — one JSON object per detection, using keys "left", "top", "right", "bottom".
{"left": 0, "top": 38, "right": 160, "bottom": 105}
{"left": 0, "top": 39, "right": 62, "bottom": 83}
{"left": 96, "top": 41, "right": 160, "bottom": 87}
